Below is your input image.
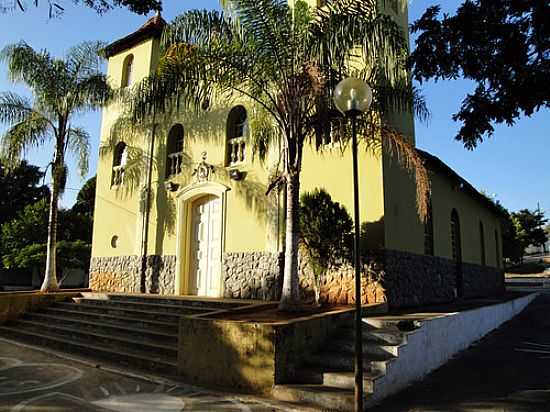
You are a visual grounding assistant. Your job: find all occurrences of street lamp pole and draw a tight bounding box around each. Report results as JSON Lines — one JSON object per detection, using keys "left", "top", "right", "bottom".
{"left": 350, "top": 112, "right": 363, "bottom": 412}
{"left": 333, "top": 77, "right": 373, "bottom": 412}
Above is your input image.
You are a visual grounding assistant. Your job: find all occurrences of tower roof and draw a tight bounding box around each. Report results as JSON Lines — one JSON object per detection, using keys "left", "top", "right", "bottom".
{"left": 102, "top": 13, "right": 166, "bottom": 58}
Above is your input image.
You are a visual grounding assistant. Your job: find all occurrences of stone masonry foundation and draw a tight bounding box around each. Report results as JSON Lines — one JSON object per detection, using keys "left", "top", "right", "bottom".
{"left": 89, "top": 250, "right": 504, "bottom": 307}
{"left": 89, "top": 255, "right": 176, "bottom": 295}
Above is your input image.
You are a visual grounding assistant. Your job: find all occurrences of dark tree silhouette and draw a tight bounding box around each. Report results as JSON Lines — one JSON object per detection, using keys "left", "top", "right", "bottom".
{"left": 410, "top": 1, "right": 550, "bottom": 148}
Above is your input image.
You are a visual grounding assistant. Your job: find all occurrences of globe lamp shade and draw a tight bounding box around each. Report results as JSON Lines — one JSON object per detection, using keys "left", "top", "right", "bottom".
{"left": 333, "top": 77, "right": 373, "bottom": 116}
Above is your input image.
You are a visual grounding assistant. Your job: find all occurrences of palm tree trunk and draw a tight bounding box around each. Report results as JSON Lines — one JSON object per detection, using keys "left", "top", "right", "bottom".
{"left": 41, "top": 146, "right": 63, "bottom": 292}
{"left": 279, "top": 171, "right": 301, "bottom": 311}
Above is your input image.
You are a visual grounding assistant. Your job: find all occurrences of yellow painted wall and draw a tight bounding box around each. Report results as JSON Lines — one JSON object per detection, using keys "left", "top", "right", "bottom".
{"left": 92, "top": 36, "right": 276, "bottom": 260}
{"left": 147, "top": 103, "right": 274, "bottom": 257}
{"left": 429, "top": 172, "right": 503, "bottom": 268}
{"left": 92, "top": 38, "right": 157, "bottom": 259}
{"left": 301, "top": 143, "right": 386, "bottom": 249}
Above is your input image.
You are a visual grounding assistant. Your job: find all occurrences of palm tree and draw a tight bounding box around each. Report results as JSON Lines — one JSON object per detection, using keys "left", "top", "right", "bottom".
{"left": 124, "top": 0, "right": 430, "bottom": 310}
{"left": 0, "top": 41, "right": 111, "bottom": 292}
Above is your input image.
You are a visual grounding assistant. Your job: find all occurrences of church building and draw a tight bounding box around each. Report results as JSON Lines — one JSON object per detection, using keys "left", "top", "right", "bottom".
{"left": 90, "top": 1, "right": 504, "bottom": 308}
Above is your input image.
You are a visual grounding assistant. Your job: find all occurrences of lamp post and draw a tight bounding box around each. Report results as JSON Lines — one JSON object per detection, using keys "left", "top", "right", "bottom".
{"left": 333, "top": 77, "right": 373, "bottom": 412}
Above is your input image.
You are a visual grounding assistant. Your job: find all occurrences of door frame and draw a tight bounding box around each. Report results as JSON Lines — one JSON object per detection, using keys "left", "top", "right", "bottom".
{"left": 175, "top": 181, "right": 230, "bottom": 296}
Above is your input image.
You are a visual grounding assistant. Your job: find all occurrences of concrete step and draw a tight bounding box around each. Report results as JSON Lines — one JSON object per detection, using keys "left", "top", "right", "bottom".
{"left": 308, "top": 350, "right": 393, "bottom": 375}
{"left": 329, "top": 336, "right": 401, "bottom": 357}
{"left": 273, "top": 384, "right": 355, "bottom": 412}
{"left": 0, "top": 324, "right": 177, "bottom": 374}
{"left": 43, "top": 305, "right": 177, "bottom": 331}
{"left": 364, "top": 317, "right": 423, "bottom": 331}
{"left": 24, "top": 312, "right": 178, "bottom": 344}
{"left": 337, "top": 326, "right": 407, "bottom": 346}
{"left": 323, "top": 370, "right": 384, "bottom": 392}
{"left": 100, "top": 293, "right": 242, "bottom": 309}
{"left": 363, "top": 328, "right": 407, "bottom": 346}
{"left": 293, "top": 366, "right": 383, "bottom": 393}
{"left": 73, "top": 297, "right": 217, "bottom": 315}
{"left": 15, "top": 318, "right": 177, "bottom": 357}
{"left": 53, "top": 302, "right": 183, "bottom": 323}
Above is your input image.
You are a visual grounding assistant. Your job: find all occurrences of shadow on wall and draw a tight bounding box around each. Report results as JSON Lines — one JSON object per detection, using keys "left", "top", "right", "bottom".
{"left": 178, "top": 318, "right": 276, "bottom": 395}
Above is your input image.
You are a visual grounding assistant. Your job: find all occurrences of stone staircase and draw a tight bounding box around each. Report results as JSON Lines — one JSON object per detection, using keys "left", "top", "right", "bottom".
{"left": 273, "top": 317, "right": 416, "bottom": 411}
{"left": 0, "top": 293, "right": 237, "bottom": 376}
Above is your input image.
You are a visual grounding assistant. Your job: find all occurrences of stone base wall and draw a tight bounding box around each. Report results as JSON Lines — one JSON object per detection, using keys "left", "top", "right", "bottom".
{"left": 298, "top": 257, "right": 386, "bottom": 305}
{"left": 462, "top": 262, "right": 505, "bottom": 299}
{"left": 222, "top": 251, "right": 386, "bottom": 305}
{"left": 89, "top": 250, "right": 504, "bottom": 307}
{"left": 89, "top": 255, "right": 176, "bottom": 295}
{"left": 379, "top": 249, "right": 505, "bottom": 308}
{"left": 222, "top": 252, "right": 283, "bottom": 300}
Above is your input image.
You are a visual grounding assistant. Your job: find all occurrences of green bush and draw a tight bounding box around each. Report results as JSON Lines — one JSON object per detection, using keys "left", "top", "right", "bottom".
{"left": 299, "top": 188, "right": 353, "bottom": 304}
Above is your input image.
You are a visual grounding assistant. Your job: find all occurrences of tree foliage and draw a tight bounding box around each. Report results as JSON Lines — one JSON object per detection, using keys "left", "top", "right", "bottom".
{"left": 2, "top": 0, "right": 161, "bottom": 17}
{"left": 0, "top": 160, "right": 49, "bottom": 226}
{"left": 0, "top": 41, "right": 110, "bottom": 291}
{"left": 299, "top": 189, "right": 352, "bottom": 303}
{"left": 0, "top": 176, "right": 95, "bottom": 277}
{"left": 512, "top": 208, "right": 548, "bottom": 253}
{"left": 410, "top": 1, "right": 550, "bottom": 148}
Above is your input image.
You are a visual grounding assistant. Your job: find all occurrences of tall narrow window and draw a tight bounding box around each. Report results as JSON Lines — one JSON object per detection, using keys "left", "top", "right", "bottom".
{"left": 112, "top": 142, "right": 127, "bottom": 186}
{"left": 495, "top": 230, "right": 501, "bottom": 268}
{"left": 121, "top": 54, "right": 134, "bottom": 88}
{"left": 479, "top": 221, "right": 486, "bottom": 266}
{"left": 451, "top": 208, "right": 463, "bottom": 297}
{"left": 166, "top": 124, "right": 184, "bottom": 178}
{"left": 424, "top": 199, "right": 434, "bottom": 256}
{"left": 226, "top": 106, "right": 247, "bottom": 166}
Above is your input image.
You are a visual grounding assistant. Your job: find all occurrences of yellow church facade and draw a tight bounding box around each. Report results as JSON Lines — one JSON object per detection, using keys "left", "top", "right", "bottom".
{"left": 90, "top": 2, "right": 504, "bottom": 308}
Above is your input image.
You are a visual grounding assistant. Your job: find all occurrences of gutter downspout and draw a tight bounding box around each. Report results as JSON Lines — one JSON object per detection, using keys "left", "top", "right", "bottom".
{"left": 140, "top": 120, "right": 157, "bottom": 293}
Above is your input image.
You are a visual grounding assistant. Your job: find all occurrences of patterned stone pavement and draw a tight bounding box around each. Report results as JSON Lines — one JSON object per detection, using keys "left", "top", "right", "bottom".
{"left": 0, "top": 341, "right": 306, "bottom": 412}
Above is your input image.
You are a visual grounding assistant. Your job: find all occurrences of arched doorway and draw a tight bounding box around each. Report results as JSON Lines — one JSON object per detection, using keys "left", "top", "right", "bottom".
{"left": 175, "top": 181, "right": 230, "bottom": 297}
{"left": 451, "top": 209, "right": 463, "bottom": 297}
{"left": 188, "top": 195, "right": 222, "bottom": 297}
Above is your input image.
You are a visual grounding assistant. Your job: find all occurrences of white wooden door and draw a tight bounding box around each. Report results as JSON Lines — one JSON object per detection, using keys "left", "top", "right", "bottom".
{"left": 189, "top": 195, "right": 222, "bottom": 297}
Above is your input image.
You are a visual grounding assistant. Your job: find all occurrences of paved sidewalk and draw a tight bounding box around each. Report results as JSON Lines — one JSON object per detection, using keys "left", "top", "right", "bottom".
{"left": 372, "top": 292, "right": 550, "bottom": 412}
{"left": 0, "top": 340, "right": 308, "bottom": 412}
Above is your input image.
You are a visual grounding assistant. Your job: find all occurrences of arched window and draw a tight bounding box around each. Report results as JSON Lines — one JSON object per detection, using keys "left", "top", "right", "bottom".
{"left": 451, "top": 208, "right": 463, "bottom": 297}
{"left": 121, "top": 54, "right": 134, "bottom": 88}
{"left": 166, "top": 124, "right": 184, "bottom": 178}
{"left": 111, "top": 142, "right": 127, "bottom": 186}
{"left": 424, "top": 199, "right": 434, "bottom": 256}
{"left": 479, "top": 221, "right": 486, "bottom": 266}
{"left": 495, "top": 229, "right": 501, "bottom": 268}
{"left": 226, "top": 106, "right": 247, "bottom": 166}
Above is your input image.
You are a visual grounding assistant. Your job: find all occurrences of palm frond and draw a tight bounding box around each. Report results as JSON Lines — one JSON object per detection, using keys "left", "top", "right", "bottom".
{"left": 0, "top": 92, "right": 36, "bottom": 124}
{"left": 72, "top": 73, "right": 112, "bottom": 113}
{"left": 1, "top": 111, "right": 50, "bottom": 167}
{"left": 373, "top": 123, "right": 431, "bottom": 220}
{"left": 65, "top": 41, "right": 107, "bottom": 81}
{"left": 67, "top": 126, "right": 90, "bottom": 177}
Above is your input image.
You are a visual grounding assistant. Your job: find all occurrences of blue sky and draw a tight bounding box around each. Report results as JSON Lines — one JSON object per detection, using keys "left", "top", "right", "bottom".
{"left": 0, "top": 0, "right": 548, "bottom": 215}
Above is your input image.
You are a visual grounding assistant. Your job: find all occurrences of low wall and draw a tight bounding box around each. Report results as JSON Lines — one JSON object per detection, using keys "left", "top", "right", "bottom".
{"left": 0, "top": 291, "right": 83, "bottom": 323}
{"left": 367, "top": 292, "right": 537, "bottom": 406}
{"left": 177, "top": 303, "right": 387, "bottom": 394}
